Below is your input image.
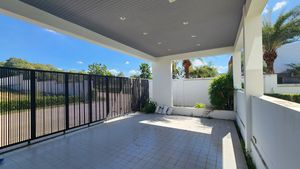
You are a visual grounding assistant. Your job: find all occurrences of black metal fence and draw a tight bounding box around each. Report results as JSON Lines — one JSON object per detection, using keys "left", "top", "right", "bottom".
{"left": 0, "top": 67, "right": 149, "bottom": 149}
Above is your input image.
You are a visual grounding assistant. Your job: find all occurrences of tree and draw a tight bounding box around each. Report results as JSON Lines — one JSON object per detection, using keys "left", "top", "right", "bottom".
{"left": 117, "top": 72, "right": 125, "bottom": 77}
{"left": 3, "top": 57, "right": 59, "bottom": 71}
{"left": 190, "top": 65, "right": 218, "bottom": 78}
{"left": 172, "top": 61, "right": 184, "bottom": 79}
{"left": 263, "top": 6, "right": 300, "bottom": 74}
{"left": 4, "top": 57, "right": 35, "bottom": 69}
{"left": 182, "top": 59, "right": 192, "bottom": 78}
{"left": 139, "top": 63, "right": 151, "bottom": 79}
{"left": 130, "top": 74, "right": 140, "bottom": 78}
{"left": 88, "top": 63, "right": 112, "bottom": 76}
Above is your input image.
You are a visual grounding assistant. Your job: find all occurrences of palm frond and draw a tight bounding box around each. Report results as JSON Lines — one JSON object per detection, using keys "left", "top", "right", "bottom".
{"left": 263, "top": 5, "right": 300, "bottom": 51}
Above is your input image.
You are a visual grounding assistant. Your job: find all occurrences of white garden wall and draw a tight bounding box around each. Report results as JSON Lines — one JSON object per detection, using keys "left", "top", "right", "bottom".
{"left": 149, "top": 78, "right": 213, "bottom": 107}
{"left": 264, "top": 74, "right": 300, "bottom": 94}
{"left": 235, "top": 90, "right": 246, "bottom": 141}
{"left": 251, "top": 95, "right": 300, "bottom": 169}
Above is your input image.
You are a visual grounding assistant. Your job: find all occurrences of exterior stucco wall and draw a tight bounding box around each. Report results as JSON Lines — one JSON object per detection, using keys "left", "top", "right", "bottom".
{"left": 149, "top": 78, "right": 212, "bottom": 107}
{"left": 251, "top": 96, "right": 300, "bottom": 169}
{"left": 264, "top": 74, "right": 300, "bottom": 94}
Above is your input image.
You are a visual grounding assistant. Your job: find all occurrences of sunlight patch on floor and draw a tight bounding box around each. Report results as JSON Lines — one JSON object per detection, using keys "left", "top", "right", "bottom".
{"left": 139, "top": 116, "right": 212, "bottom": 134}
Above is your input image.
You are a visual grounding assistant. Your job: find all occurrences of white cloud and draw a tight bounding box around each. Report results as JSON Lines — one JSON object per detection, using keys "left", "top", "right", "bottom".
{"left": 129, "top": 70, "right": 140, "bottom": 76}
{"left": 216, "top": 66, "right": 228, "bottom": 73}
{"left": 76, "top": 61, "right": 84, "bottom": 64}
{"left": 192, "top": 59, "right": 206, "bottom": 68}
{"left": 109, "top": 69, "right": 120, "bottom": 75}
{"left": 263, "top": 7, "right": 269, "bottom": 14}
{"left": 44, "top": 28, "right": 60, "bottom": 35}
{"left": 125, "top": 61, "right": 130, "bottom": 64}
{"left": 273, "top": 1, "right": 287, "bottom": 11}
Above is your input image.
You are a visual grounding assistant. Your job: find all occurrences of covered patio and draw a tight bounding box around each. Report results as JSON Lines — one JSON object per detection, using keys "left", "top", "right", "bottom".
{"left": 0, "top": 113, "right": 246, "bottom": 169}
{"left": 1, "top": 0, "right": 293, "bottom": 169}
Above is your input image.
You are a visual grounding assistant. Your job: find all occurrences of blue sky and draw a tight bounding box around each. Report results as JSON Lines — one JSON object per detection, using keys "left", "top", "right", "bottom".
{"left": 0, "top": 0, "right": 298, "bottom": 76}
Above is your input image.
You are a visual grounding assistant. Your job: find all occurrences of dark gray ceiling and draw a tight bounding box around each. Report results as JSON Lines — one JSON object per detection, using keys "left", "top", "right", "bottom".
{"left": 20, "top": 0, "right": 245, "bottom": 57}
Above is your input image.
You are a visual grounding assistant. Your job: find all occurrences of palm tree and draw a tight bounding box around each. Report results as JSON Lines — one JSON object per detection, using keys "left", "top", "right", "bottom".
{"left": 263, "top": 6, "right": 300, "bottom": 74}
{"left": 182, "top": 59, "right": 192, "bottom": 78}
{"left": 172, "top": 61, "right": 179, "bottom": 79}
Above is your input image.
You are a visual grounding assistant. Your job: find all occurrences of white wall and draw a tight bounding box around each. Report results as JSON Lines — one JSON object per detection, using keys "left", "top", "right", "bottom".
{"left": 274, "top": 42, "right": 300, "bottom": 73}
{"left": 152, "top": 60, "right": 173, "bottom": 106}
{"left": 251, "top": 95, "right": 300, "bottom": 169}
{"left": 235, "top": 90, "right": 246, "bottom": 141}
{"left": 264, "top": 74, "right": 300, "bottom": 94}
{"left": 149, "top": 78, "right": 213, "bottom": 107}
{"left": 173, "top": 78, "right": 212, "bottom": 107}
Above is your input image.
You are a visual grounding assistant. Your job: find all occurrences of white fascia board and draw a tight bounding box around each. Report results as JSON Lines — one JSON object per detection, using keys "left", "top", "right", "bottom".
{"left": 244, "top": 0, "right": 267, "bottom": 18}
{"left": 0, "top": 0, "right": 156, "bottom": 62}
{"left": 234, "top": 16, "right": 244, "bottom": 52}
{"left": 156, "top": 46, "right": 234, "bottom": 61}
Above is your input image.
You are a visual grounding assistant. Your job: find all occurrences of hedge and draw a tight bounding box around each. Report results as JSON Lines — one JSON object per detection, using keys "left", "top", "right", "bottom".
{"left": 265, "top": 93, "right": 300, "bottom": 104}
{"left": 0, "top": 95, "right": 105, "bottom": 113}
{"left": 209, "top": 73, "right": 234, "bottom": 110}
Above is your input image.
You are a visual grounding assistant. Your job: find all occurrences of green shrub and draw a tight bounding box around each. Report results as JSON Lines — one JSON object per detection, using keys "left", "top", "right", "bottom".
{"left": 0, "top": 95, "right": 91, "bottom": 114}
{"left": 141, "top": 100, "right": 156, "bottom": 114}
{"left": 209, "top": 73, "right": 234, "bottom": 110}
{"left": 265, "top": 93, "right": 300, "bottom": 104}
{"left": 194, "top": 103, "right": 206, "bottom": 109}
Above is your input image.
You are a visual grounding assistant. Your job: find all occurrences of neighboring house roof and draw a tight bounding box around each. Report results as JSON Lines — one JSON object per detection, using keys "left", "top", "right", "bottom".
{"left": 274, "top": 42, "right": 300, "bottom": 73}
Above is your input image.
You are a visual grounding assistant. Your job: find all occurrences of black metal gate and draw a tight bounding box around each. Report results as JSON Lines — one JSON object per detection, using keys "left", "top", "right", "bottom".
{"left": 0, "top": 67, "right": 149, "bottom": 150}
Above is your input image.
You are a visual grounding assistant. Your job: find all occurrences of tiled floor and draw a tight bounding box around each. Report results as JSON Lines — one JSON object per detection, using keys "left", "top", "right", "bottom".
{"left": 0, "top": 113, "right": 247, "bottom": 169}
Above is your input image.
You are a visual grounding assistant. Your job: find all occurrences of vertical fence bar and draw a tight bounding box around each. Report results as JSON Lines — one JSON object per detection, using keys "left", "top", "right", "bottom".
{"left": 138, "top": 79, "right": 141, "bottom": 111}
{"left": 105, "top": 77, "right": 110, "bottom": 117}
{"left": 65, "top": 74, "right": 69, "bottom": 130}
{"left": 30, "top": 70, "right": 36, "bottom": 139}
{"left": 88, "top": 75, "right": 92, "bottom": 124}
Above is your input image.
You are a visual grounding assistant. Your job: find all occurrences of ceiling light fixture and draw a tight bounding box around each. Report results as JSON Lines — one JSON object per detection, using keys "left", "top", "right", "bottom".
{"left": 143, "top": 32, "right": 148, "bottom": 35}
{"left": 168, "top": 0, "right": 176, "bottom": 3}
{"left": 157, "top": 42, "right": 162, "bottom": 45}
{"left": 191, "top": 35, "right": 197, "bottom": 38}
{"left": 182, "top": 21, "right": 189, "bottom": 25}
{"left": 167, "top": 49, "right": 172, "bottom": 51}
{"left": 120, "top": 16, "right": 126, "bottom": 21}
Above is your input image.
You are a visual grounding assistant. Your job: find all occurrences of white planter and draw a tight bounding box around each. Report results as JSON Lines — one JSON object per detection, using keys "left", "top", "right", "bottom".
{"left": 208, "top": 110, "right": 236, "bottom": 120}
{"left": 171, "top": 106, "right": 236, "bottom": 120}
{"left": 172, "top": 106, "right": 209, "bottom": 117}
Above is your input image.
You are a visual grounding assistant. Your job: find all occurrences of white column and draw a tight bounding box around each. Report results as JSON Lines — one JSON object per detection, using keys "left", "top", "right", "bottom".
{"left": 152, "top": 60, "right": 173, "bottom": 107}
{"left": 233, "top": 51, "right": 242, "bottom": 112}
{"left": 243, "top": 13, "right": 264, "bottom": 150}
{"left": 233, "top": 51, "right": 242, "bottom": 89}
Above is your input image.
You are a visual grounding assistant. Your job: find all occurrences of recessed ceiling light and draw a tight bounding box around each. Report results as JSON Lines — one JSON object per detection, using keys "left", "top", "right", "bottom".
{"left": 167, "top": 49, "right": 172, "bottom": 51}
{"left": 157, "top": 42, "right": 162, "bottom": 45}
{"left": 182, "top": 21, "right": 189, "bottom": 25}
{"left": 120, "top": 16, "right": 126, "bottom": 21}
{"left": 168, "top": 0, "right": 176, "bottom": 3}
{"left": 191, "top": 35, "right": 197, "bottom": 38}
{"left": 196, "top": 44, "right": 201, "bottom": 46}
{"left": 143, "top": 32, "right": 148, "bottom": 35}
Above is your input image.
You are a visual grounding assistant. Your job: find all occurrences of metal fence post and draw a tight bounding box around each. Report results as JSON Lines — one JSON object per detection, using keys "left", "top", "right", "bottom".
{"left": 105, "top": 77, "right": 110, "bottom": 117}
{"left": 139, "top": 78, "right": 141, "bottom": 111}
{"left": 30, "top": 70, "right": 36, "bottom": 139}
{"left": 88, "top": 75, "right": 92, "bottom": 123}
{"left": 65, "top": 74, "right": 69, "bottom": 130}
